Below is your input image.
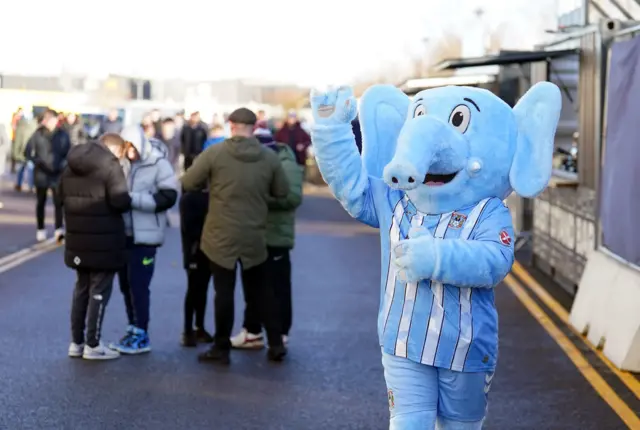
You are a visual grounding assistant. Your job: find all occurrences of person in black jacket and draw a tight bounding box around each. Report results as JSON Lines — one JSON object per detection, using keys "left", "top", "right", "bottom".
{"left": 25, "top": 109, "right": 71, "bottom": 242}
{"left": 179, "top": 188, "right": 214, "bottom": 347}
{"left": 351, "top": 116, "right": 362, "bottom": 154}
{"left": 58, "top": 133, "right": 132, "bottom": 361}
{"left": 180, "top": 111, "right": 208, "bottom": 170}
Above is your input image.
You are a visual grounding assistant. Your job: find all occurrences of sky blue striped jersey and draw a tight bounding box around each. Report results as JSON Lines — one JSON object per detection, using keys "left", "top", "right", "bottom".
{"left": 357, "top": 178, "right": 515, "bottom": 373}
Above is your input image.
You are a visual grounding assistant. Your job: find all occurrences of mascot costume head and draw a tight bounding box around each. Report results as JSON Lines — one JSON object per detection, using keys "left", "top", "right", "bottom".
{"left": 309, "top": 82, "right": 561, "bottom": 430}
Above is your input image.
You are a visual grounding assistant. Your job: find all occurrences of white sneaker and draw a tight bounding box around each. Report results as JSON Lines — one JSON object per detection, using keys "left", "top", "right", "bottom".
{"left": 230, "top": 328, "right": 265, "bottom": 349}
{"left": 68, "top": 342, "right": 84, "bottom": 358}
{"left": 82, "top": 343, "right": 120, "bottom": 360}
{"left": 36, "top": 229, "right": 47, "bottom": 242}
{"left": 54, "top": 228, "right": 65, "bottom": 242}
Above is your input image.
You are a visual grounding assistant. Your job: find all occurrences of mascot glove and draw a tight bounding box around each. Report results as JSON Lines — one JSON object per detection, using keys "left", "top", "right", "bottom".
{"left": 310, "top": 86, "right": 358, "bottom": 128}
{"left": 392, "top": 226, "right": 437, "bottom": 283}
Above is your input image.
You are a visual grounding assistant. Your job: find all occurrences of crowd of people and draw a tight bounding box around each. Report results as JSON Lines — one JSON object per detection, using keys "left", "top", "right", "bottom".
{"left": 0, "top": 104, "right": 313, "bottom": 364}
{"left": 0, "top": 107, "right": 86, "bottom": 209}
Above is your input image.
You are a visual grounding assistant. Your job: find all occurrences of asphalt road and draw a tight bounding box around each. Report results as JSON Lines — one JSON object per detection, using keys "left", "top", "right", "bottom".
{"left": 0, "top": 194, "right": 628, "bottom": 430}
{"left": 0, "top": 189, "right": 54, "bottom": 258}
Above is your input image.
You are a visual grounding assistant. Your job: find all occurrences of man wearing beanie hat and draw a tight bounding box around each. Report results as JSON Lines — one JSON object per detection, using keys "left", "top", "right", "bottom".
{"left": 231, "top": 120, "right": 304, "bottom": 349}
{"left": 181, "top": 107, "right": 289, "bottom": 364}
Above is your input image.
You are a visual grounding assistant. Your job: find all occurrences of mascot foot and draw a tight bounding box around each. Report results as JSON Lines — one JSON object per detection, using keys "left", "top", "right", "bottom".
{"left": 435, "top": 416, "right": 484, "bottom": 430}
{"left": 390, "top": 410, "right": 437, "bottom": 430}
{"left": 389, "top": 413, "right": 483, "bottom": 430}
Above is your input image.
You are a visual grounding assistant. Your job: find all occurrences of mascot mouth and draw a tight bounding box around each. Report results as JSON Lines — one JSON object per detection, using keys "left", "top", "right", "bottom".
{"left": 423, "top": 171, "right": 459, "bottom": 186}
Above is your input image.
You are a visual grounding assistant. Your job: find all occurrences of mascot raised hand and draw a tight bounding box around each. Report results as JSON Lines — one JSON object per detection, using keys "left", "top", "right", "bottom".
{"left": 309, "top": 83, "right": 561, "bottom": 429}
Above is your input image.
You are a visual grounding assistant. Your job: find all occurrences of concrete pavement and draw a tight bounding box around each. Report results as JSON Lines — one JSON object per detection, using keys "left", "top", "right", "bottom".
{"left": 0, "top": 194, "right": 633, "bottom": 429}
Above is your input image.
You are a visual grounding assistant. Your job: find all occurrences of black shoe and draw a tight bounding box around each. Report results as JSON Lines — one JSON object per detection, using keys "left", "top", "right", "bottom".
{"left": 267, "top": 344, "right": 287, "bottom": 362}
{"left": 181, "top": 332, "right": 197, "bottom": 347}
{"left": 195, "top": 328, "right": 214, "bottom": 344}
{"left": 198, "top": 346, "right": 230, "bottom": 365}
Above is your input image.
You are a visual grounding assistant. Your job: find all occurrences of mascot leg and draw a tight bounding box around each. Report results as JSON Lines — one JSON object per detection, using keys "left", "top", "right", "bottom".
{"left": 382, "top": 352, "right": 438, "bottom": 429}
{"left": 434, "top": 368, "right": 492, "bottom": 430}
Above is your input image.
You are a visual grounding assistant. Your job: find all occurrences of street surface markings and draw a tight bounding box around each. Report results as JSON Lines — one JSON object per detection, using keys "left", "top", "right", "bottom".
{"left": 512, "top": 261, "right": 640, "bottom": 399}
{"left": 504, "top": 274, "right": 640, "bottom": 429}
{"left": 0, "top": 239, "right": 62, "bottom": 275}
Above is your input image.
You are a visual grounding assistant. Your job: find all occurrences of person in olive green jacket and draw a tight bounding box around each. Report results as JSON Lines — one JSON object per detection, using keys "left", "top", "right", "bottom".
{"left": 180, "top": 107, "right": 289, "bottom": 365}
{"left": 231, "top": 122, "right": 304, "bottom": 350}
{"left": 12, "top": 115, "right": 38, "bottom": 191}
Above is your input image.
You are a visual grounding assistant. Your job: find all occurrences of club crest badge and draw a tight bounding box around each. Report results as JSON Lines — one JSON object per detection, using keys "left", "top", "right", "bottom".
{"left": 448, "top": 213, "right": 467, "bottom": 229}
{"left": 387, "top": 390, "right": 395, "bottom": 409}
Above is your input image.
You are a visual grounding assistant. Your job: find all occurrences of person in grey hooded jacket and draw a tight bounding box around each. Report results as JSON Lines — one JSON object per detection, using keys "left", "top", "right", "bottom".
{"left": 110, "top": 125, "right": 179, "bottom": 356}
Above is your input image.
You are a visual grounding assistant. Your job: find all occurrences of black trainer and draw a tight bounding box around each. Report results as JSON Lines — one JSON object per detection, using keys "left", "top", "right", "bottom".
{"left": 195, "top": 328, "right": 214, "bottom": 344}
{"left": 198, "top": 346, "right": 231, "bottom": 365}
{"left": 181, "top": 332, "right": 197, "bottom": 347}
{"left": 267, "top": 344, "right": 287, "bottom": 362}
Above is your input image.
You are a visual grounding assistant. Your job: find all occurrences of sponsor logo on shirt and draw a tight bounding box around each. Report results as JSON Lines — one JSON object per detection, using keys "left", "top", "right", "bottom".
{"left": 499, "top": 230, "right": 512, "bottom": 246}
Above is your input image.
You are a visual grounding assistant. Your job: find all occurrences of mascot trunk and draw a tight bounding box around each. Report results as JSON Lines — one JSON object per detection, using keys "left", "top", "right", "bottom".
{"left": 309, "top": 83, "right": 561, "bottom": 430}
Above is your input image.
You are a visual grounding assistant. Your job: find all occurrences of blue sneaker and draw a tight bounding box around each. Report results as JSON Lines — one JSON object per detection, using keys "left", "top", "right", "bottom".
{"left": 115, "top": 327, "right": 151, "bottom": 355}
{"left": 109, "top": 325, "right": 135, "bottom": 351}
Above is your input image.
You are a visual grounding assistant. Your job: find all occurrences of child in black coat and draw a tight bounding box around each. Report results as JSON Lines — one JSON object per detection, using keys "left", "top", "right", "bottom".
{"left": 179, "top": 188, "right": 213, "bottom": 346}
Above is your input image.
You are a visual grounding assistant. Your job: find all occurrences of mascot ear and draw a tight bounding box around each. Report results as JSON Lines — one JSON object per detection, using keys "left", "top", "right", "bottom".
{"left": 510, "top": 81, "right": 562, "bottom": 198}
{"left": 360, "top": 85, "right": 410, "bottom": 178}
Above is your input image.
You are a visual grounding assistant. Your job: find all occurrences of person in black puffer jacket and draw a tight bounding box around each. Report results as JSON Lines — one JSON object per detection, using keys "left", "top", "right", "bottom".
{"left": 25, "top": 108, "right": 71, "bottom": 242}
{"left": 179, "top": 187, "right": 213, "bottom": 346}
{"left": 180, "top": 111, "right": 208, "bottom": 170}
{"left": 58, "top": 134, "right": 132, "bottom": 360}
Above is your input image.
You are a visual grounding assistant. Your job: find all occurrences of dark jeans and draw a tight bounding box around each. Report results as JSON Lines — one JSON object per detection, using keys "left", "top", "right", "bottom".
{"left": 36, "top": 186, "right": 63, "bottom": 230}
{"left": 209, "top": 259, "right": 282, "bottom": 350}
{"left": 184, "top": 264, "right": 210, "bottom": 333}
{"left": 15, "top": 162, "right": 34, "bottom": 189}
{"left": 70, "top": 270, "right": 115, "bottom": 347}
{"left": 118, "top": 244, "right": 157, "bottom": 331}
{"left": 244, "top": 247, "right": 292, "bottom": 336}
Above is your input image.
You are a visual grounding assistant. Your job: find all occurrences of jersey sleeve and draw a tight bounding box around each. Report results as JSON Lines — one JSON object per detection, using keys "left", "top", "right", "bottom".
{"left": 431, "top": 198, "right": 515, "bottom": 288}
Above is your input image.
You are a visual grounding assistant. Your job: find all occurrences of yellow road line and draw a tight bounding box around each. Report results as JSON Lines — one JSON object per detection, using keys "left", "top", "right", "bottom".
{"left": 512, "top": 261, "right": 640, "bottom": 399}
{"left": 504, "top": 274, "right": 640, "bottom": 429}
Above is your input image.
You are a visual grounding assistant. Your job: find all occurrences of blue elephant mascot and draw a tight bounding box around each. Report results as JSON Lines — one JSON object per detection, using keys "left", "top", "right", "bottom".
{"left": 309, "top": 82, "right": 561, "bottom": 429}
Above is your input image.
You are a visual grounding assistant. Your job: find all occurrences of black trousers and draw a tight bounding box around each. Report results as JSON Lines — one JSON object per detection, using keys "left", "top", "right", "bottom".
{"left": 184, "top": 264, "right": 210, "bottom": 333}
{"left": 70, "top": 270, "right": 115, "bottom": 347}
{"left": 244, "top": 247, "right": 292, "bottom": 336}
{"left": 209, "top": 259, "right": 282, "bottom": 350}
{"left": 36, "top": 186, "right": 63, "bottom": 230}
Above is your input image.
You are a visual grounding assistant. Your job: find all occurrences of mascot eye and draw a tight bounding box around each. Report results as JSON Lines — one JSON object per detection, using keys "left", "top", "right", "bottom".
{"left": 449, "top": 104, "right": 471, "bottom": 133}
{"left": 413, "top": 105, "right": 426, "bottom": 118}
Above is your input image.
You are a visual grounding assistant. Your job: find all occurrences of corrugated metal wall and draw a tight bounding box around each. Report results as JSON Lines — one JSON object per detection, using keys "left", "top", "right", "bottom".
{"left": 578, "top": 32, "right": 601, "bottom": 190}
{"left": 527, "top": 31, "right": 601, "bottom": 294}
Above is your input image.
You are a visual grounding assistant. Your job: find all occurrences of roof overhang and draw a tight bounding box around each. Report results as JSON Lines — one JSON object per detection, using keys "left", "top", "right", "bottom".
{"left": 401, "top": 74, "right": 496, "bottom": 95}
{"left": 434, "top": 48, "right": 580, "bottom": 72}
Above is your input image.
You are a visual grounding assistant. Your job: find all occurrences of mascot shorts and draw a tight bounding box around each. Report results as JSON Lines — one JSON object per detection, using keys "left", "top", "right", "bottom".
{"left": 382, "top": 352, "right": 493, "bottom": 429}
